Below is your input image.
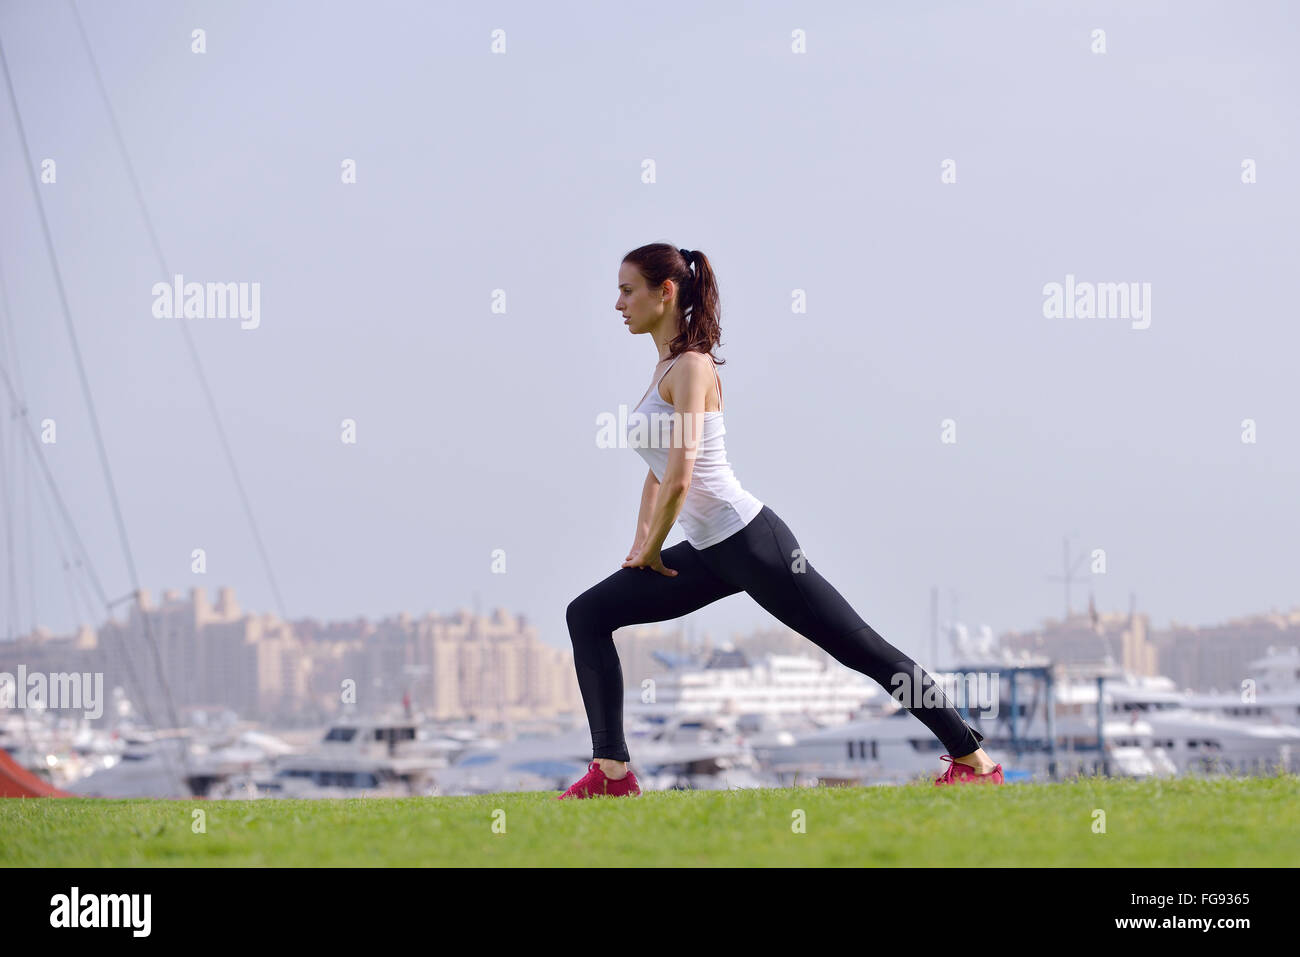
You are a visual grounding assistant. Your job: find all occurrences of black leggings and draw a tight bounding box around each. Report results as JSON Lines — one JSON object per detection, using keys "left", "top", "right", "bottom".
{"left": 566, "top": 504, "right": 985, "bottom": 763}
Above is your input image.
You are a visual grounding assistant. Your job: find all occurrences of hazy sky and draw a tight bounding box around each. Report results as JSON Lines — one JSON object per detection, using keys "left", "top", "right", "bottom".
{"left": 2, "top": 0, "right": 1297, "bottom": 668}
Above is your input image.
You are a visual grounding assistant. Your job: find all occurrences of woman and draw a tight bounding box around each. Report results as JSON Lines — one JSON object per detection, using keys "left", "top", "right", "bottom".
{"left": 558, "top": 243, "right": 1002, "bottom": 799}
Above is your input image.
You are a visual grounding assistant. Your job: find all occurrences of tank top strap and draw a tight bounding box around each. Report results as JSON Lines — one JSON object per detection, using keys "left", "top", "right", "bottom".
{"left": 637, "top": 353, "right": 681, "bottom": 409}
{"left": 653, "top": 353, "right": 682, "bottom": 389}
{"left": 647, "top": 352, "right": 723, "bottom": 409}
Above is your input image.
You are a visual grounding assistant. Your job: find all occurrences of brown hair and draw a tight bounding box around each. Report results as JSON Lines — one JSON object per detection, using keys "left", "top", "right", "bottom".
{"left": 621, "top": 243, "right": 725, "bottom": 366}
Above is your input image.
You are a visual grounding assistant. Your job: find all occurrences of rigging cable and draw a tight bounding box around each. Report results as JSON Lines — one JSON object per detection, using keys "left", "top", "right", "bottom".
{"left": 0, "top": 33, "right": 192, "bottom": 790}
{"left": 68, "top": 0, "right": 288, "bottom": 621}
{"left": 0, "top": 257, "right": 47, "bottom": 638}
{"left": 0, "top": 355, "right": 186, "bottom": 791}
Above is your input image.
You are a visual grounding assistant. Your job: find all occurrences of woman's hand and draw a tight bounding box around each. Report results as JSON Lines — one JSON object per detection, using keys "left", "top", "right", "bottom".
{"left": 621, "top": 544, "right": 678, "bottom": 577}
{"left": 625, "top": 539, "right": 646, "bottom": 563}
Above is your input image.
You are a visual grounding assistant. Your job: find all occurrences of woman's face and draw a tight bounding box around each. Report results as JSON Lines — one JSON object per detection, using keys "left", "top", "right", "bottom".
{"left": 616, "top": 262, "right": 673, "bottom": 335}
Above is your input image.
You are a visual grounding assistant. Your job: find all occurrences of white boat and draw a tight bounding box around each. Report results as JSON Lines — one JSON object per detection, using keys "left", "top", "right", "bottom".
{"left": 0, "top": 711, "right": 129, "bottom": 789}
{"left": 1176, "top": 647, "right": 1300, "bottom": 727}
{"left": 625, "top": 647, "right": 882, "bottom": 724}
{"left": 751, "top": 702, "right": 1175, "bottom": 786}
{"left": 430, "top": 713, "right": 781, "bottom": 795}
{"left": 241, "top": 718, "right": 455, "bottom": 799}
{"left": 748, "top": 621, "right": 1300, "bottom": 785}
{"left": 432, "top": 728, "right": 593, "bottom": 795}
{"left": 1091, "top": 675, "right": 1300, "bottom": 775}
{"left": 65, "top": 733, "right": 196, "bottom": 798}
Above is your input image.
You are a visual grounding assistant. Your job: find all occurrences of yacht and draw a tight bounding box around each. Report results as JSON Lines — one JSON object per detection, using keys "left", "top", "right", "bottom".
{"left": 625, "top": 647, "right": 882, "bottom": 724}
{"left": 1177, "top": 647, "right": 1300, "bottom": 727}
{"left": 1089, "top": 673, "right": 1300, "bottom": 775}
{"left": 430, "top": 714, "right": 775, "bottom": 795}
{"left": 240, "top": 718, "right": 456, "bottom": 799}
{"left": 750, "top": 695, "right": 1173, "bottom": 786}
{"left": 65, "top": 732, "right": 198, "bottom": 798}
{"left": 750, "top": 621, "right": 1300, "bottom": 785}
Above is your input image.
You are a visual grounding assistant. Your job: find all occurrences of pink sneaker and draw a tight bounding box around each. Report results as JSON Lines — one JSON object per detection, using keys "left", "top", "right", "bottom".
{"left": 556, "top": 761, "right": 641, "bottom": 800}
{"left": 934, "top": 754, "right": 1004, "bottom": 786}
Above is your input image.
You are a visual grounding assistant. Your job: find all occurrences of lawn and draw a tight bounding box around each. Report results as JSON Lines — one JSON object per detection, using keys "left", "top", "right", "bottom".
{"left": 2, "top": 773, "right": 1295, "bottom": 867}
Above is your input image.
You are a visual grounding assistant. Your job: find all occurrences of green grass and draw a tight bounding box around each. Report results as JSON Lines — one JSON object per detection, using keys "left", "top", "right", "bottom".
{"left": 3, "top": 772, "right": 1296, "bottom": 866}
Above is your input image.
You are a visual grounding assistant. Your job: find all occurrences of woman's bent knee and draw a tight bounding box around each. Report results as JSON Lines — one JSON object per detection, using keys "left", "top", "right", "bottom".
{"left": 566, "top": 594, "right": 604, "bottom": 641}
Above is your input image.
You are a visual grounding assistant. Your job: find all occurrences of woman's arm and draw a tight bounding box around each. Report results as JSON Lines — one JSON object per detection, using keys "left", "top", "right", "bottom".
{"left": 627, "top": 468, "right": 660, "bottom": 559}
{"left": 630, "top": 353, "right": 712, "bottom": 560}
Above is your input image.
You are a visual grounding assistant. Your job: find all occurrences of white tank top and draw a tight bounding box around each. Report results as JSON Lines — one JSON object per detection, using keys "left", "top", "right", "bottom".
{"left": 626, "top": 352, "right": 764, "bottom": 549}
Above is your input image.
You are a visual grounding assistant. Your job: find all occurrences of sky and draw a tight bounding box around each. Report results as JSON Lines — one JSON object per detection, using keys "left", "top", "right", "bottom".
{"left": 1, "top": 0, "right": 1298, "bottom": 668}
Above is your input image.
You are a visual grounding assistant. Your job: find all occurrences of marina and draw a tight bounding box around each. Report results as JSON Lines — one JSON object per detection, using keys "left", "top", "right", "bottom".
{"left": 9, "top": 638, "right": 1296, "bottom": 799}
